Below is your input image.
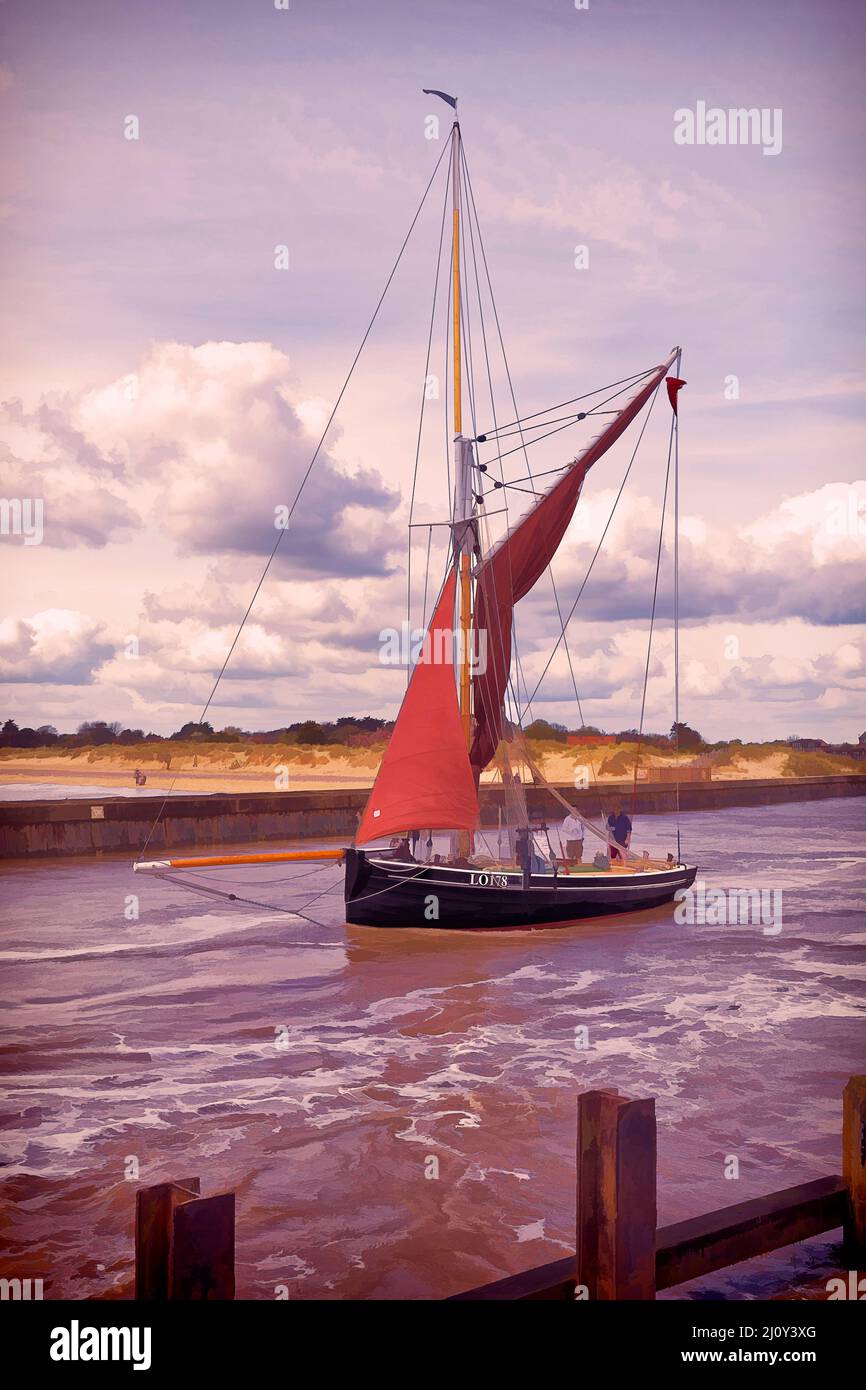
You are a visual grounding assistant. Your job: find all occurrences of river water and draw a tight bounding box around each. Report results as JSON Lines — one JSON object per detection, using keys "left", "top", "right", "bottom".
{"left": 1, "top": 798, "right": 864, "bottom": 1300}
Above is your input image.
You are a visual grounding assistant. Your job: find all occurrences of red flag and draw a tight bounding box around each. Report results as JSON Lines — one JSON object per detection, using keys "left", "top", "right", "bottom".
{"left": 666, "top": 377, "right": 687, "bottom": 414}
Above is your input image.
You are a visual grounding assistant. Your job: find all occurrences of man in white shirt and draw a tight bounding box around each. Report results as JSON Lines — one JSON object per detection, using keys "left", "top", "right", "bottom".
{"left": 561, "top": 811, "right": 585, "bottom": 864}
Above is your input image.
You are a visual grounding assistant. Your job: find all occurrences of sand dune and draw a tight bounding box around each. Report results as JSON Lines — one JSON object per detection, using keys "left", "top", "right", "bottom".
{"left": 1, "top": 738, "right": 862, "bottom": 798}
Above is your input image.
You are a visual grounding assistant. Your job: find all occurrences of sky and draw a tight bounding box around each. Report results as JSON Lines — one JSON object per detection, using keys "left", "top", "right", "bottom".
{"left": 0, "top": 0, "right": 864, "bottom": 742}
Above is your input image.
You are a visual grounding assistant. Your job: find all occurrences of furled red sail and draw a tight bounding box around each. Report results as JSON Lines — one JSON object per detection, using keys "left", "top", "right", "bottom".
{"left": 470, "top": 352, "right": 678, "bottom": 772}
{"left": 356, "top": 569, "right": 478, "bottom": 845}
{"left": 666, "top": 376, "right": 687, "bottom": 413}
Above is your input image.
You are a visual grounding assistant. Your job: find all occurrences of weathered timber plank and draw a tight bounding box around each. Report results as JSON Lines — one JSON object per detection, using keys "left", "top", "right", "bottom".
{"left": 446, "top": 1255, "right": 575, "bottom": 1300}
{"left": 449, "top": 1176, "right": 846, "bottom": 1300}
{"left": 655, "top": 1175, "right": 847, "bottom": 1290}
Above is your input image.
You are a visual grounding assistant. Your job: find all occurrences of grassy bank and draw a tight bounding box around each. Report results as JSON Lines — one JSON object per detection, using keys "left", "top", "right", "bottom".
{"left": 1, "top": 737, "right": 863, "bottom": 796}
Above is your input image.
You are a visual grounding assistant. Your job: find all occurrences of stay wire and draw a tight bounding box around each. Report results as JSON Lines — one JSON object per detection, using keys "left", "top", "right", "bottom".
{"left": 407, "top": 143, "right": 453, "bottom": 679}
{"left": 518, "top": 377, "right": 664, "bottom": 719}
{"left": 631, "top": 410, "right": 676, "bottom": 814}
{"left": 137, "top": 138, "right": 451, "bottom": 861}
{"left": 459, "top": 148, "right": 526, "bottom": 780}
{"left": 461, "top": 145, "right": 586, "bottom": 766}
{"left": 476, "top": 365, "right": 657, "bottom": 439}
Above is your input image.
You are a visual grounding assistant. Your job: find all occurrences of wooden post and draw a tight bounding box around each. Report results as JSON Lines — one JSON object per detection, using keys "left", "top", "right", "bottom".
{"left": 576, "top": 1089, "right": 656, "bottom": 1299}
{"left": 136, "top": 1179, "right": 235, "bottom": 1300}
{"left": 135, "top": 1180, "right": 200, "bottom": 1300}
{"left": 842, "top": 1074, "right": 866, "bottom": 1258}
{"left": 576, "top": 1088, "right": 619, "bottom": 1299}
{"left": 172, "top": 1193, "right": 236, "bottom": 1300}
{"left": 614, "top": 1097, "right": 657, "bottom": 1298}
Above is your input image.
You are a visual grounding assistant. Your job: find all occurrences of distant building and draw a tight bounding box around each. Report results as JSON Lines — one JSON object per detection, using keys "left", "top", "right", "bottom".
{"left": 789, "top": 737, "right": 866, "bottom": 760}
{"left": 566, "top": 733, "right": 615, "bottom": 747}
{"left": 827, "top": 742, "right": 866, "bottom": 761}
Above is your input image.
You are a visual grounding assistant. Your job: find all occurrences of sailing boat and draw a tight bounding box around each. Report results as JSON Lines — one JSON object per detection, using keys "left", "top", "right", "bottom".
{"left": 135, "top": 99, "right": 697, "bottom": 929}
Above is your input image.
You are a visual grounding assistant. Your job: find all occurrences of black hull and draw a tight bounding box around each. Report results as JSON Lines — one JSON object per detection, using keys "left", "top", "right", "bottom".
{"left": 344, "top": 848, "right": 697, "bottom": 930}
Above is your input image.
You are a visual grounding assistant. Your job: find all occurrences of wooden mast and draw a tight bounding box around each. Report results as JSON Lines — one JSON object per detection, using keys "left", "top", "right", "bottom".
{"left": 451, "top": 115, "right": 474, "bottom": 857}
{"left": 451, "top": 118, "right": 473, "bottom": 752}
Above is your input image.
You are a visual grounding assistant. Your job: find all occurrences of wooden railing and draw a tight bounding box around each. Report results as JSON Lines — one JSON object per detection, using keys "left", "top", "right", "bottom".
{"left": 449, "top": 1075, "right": 866, "bottom": 1300}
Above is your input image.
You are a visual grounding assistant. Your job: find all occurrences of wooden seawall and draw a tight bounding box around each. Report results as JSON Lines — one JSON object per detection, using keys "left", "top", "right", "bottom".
{"left": 1, "top": 773, "right": 864, "bottom": 859}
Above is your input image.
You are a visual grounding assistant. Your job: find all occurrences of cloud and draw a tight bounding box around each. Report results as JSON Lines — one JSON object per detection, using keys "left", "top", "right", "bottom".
{"left": 518, "top": 621, "right": 866, "bottom": 736}
{"left": 470, "top": 119, "right": 765, "bottom": 299}
{"left": 1, "top": 340, "right": 403, "bottom": 573}
{"left": 0, "top": 399, "right": 138, "bottom": 548}
{"left": 0, "top": 609, "right": 113, "bottom": 683}
{"left": 519, "top": 479, "right": 866, "bottom": 627}
{"left": 75, "top": 341, "right": 401, "bottom": 576}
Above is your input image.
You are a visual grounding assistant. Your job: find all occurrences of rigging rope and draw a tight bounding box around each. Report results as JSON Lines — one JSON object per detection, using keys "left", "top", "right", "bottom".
{"left": 476, "top": 365, "right": 658, "bottom": 439}
{"left": 407, "top": 143, "right": 453, "bottom": 680}
{"left": 631, "top": 410, "right": 676, "bottom": 813}
{"left": 673, "top": 351, "right": 683, "bottom": 861}
{"left": 480, "top": 371, "right": 661, "bottom": 466}
{"left": 458, "top": 146, "right": 527, "bottom": 772}
{"left": 137, "top": 139, "right": 451, "bottom": 861}
{"left": 155, "top": 855, "right": 433, "bottom": 924}
{"left": 461, "top": 143, "right": 603, "bottom": 809}
{"left": 518, "top": 377, "right": 664, "bottom": 719}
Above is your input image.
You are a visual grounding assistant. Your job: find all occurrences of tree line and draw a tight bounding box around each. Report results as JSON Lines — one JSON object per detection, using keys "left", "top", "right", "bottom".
{"left": 1, "top": 715, "right": 708, "bottom": 751}
{"left": 0, "top": 716, "right": 393, "bottom": 750}
{"left": 2, "top": 716, "right": 856, "bottom": 754}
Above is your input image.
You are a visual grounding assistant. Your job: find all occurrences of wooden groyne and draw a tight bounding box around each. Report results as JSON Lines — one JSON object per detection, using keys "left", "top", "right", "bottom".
{"left": 129, "top": 1075, "right": 865, "bottom": 1300}
{"left": 450, "top": 1074, "right": 866, "bottom": 1300}
{"left": 1, "top": 773, "right": 864, "bottom": 859}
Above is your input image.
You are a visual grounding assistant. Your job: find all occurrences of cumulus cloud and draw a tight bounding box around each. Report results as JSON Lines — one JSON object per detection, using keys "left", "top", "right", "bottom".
{"left": 1, "top": 354, "right": 863, "bottom": 738}
{"left": 75, "top": 340, "right": 400, "bottom": 575}
{"left": 0, "top": 609, "right": 113, "bottom": 683}
{"left": 1, "top": 340, "right": 402, "bottom": 572}
{"left": 0, "top": 399, "right": 138, "bottom": 548}
{"left": 518, "top": 621, "right": 866, "bottom": 736}
{"left": 520, "top": 479, "right": 866, "bottom": 627}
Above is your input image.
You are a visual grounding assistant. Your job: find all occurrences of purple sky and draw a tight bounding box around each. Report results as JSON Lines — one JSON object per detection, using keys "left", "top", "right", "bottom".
{"left": 1, "top": 0, "right": 864, "bottom": 740}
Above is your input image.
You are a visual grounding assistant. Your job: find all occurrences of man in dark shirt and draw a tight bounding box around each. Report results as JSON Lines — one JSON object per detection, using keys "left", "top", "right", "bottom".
{"left": 607, "top": 806, "right": 632, "bottom": 861}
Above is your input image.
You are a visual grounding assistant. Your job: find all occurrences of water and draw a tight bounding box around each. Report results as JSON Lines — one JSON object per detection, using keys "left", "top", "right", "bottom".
{"left": 1, "top": 799, "right": 864, "bottom": 1300}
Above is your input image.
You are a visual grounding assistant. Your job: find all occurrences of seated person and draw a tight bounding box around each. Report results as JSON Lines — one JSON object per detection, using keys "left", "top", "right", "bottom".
{"left": 385, "top": 835, "right": 414, "bottom": 860}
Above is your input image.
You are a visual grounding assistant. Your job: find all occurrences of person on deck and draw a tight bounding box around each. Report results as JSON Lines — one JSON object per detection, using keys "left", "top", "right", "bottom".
{"left": 560, "top": 810, "right": 584, "bottom": 864}
{"left": 607, "top": 806, "right": 632, "bottom": 861}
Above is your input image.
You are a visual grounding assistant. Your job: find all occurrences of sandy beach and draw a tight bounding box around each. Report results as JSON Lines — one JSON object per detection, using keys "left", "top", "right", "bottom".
{"left": 1, "top": 739, "right": 862, "bottom": 800}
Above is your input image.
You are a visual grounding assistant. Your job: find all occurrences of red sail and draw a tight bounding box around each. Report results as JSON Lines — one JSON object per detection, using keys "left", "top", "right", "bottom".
{"left": 356, "top": 569, "right": 478, "bottom": 845}
{"left": 471, "top": 352, "right": 677, "bottom": 772}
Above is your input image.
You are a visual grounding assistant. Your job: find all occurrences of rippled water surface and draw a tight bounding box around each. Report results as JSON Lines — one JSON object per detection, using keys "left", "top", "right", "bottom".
{"left": 1, "top": 798, "right": 864, "bottom": 1299}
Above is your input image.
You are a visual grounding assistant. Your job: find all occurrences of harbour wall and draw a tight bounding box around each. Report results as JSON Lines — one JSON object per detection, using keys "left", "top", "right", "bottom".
{"left": 1, "top": 774, "right": 864, "bottom": 859}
